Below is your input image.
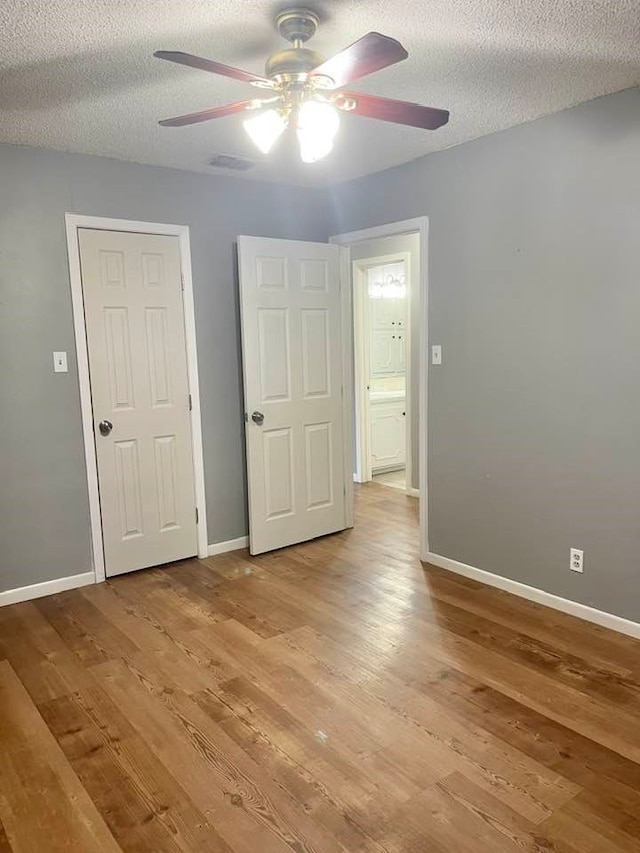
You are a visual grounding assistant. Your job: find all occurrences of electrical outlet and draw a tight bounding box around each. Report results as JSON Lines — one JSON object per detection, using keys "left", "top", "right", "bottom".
{"left": 570, "top": 548, "right": 584, "bottom": 573}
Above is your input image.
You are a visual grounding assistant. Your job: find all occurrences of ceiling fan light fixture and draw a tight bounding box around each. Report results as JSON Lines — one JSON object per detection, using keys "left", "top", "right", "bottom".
{"left": 296, "top": 99, "right": 340, "bottom": 163}
{"left": 155, "top": 15, "right": 450, "bottom": 160}
{"left": 243, "top": 108, "right": 287, "bottom": 154}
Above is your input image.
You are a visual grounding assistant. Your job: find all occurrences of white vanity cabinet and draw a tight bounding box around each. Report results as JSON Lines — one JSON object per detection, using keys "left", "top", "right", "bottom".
{"left": 370, "top": 298, "right": 407, "bottom": 377}
{"left": 370, "top": 394, "right": 406, "bottom": 472}
{"left": 370, "top": 295, "right": 406, "bottom": 331}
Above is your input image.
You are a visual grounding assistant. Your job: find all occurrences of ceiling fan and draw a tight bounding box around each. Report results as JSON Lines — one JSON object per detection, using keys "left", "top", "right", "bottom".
{"left": 155, "top": 8, "right": 450, "bottom": 164}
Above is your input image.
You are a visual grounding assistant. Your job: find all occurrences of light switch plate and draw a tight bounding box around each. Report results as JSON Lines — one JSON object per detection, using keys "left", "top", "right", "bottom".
{"left": 431, "top": 345, "right": 442, "bottom": 365}
{"left": 53, "top": 351, "right": 68, "bottom": 373}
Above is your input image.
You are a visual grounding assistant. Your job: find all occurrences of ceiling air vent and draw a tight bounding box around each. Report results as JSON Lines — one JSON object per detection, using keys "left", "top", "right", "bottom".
{"left": 208, "top": 153, "right": 255, "bottom": 171}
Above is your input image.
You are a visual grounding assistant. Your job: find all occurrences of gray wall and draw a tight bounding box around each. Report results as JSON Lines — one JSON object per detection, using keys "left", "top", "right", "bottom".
{"left": 3, "top": 87, "right": 639, "bottom": 622}
{"left": 349, "top": 234, "right": 420, "bottom": 490}
{"left": 329, "top": 87, "right": 640, "bottom": 622}
{"left": 0, "top": 144, "right": 329, "bottom": 592}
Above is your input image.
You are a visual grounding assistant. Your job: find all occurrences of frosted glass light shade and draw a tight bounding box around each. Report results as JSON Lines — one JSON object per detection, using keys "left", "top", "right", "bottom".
{"left": 243, "top": 109, "right": 287, "bottom": 154}
{"left": 297, "top": 100, "right": 340, "bottom": 163}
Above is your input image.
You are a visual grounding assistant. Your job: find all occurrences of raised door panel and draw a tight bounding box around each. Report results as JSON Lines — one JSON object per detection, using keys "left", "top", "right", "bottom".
{"left": 100, "top": 250, "right": 126, "bottom": 289}
{"left": 301, "top": 309, "right": 330, "bottom": 399}
{"left": 263, "top": 428, "right": 295, "bottom": 520}
{"left": 258, "top": 308, "right": 291, "bottom": 403}
{"left": 300, "top": 258, "right": 329, "bottom": 292}
{"left": 113, "top": 439, "right": 144, "bottom": 540}
{"left": 103, "top": 307, "right": 135, "bottom": 411}
{"left": 145, "top": 307, "right": 172, "bottom": 407}
{"left": 256, "top": 256, "right": 288, "bottom": 290}
{"left": 304, "top": 423, "right": 333, "bottom": 510}
{"left": 153, "top": 434, "right": 180, "bottom": 532}
{"left": 141, "top": 253, "right": 166, "bottom": 288}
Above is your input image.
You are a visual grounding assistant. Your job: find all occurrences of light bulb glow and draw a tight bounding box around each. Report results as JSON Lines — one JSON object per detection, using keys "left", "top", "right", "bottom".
{"left": 368, "top": 282, "right": 407, "bottom": 300}
{"left": 297, "top": 100, "right": 340, "bottom": 164}
{"left": 243, "top": 109, "right": 286, "bottom": 154}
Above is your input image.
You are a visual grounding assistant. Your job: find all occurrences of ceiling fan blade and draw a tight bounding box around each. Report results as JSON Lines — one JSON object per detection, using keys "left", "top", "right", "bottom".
{"left": 154, "top": 51, "right": 271, "bottom": 86}
{"left": 311, "top": 32, "right": 408, "bottom": 89}
{"left": 158, "top": 100, "right": 255, "bottom": 127}
{"left": 343, "top": 91, "right": 450, "bottom": 130}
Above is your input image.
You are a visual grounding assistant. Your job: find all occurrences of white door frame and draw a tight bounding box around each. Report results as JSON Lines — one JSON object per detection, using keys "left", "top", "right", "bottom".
{"left": 352, "top": 250, "right": 412, "bottom": 490}
{"left": 330, "top": 217, "right": 429, "bottom": 559}
{"left": 65, "top": 214, "right": 208, "bottom": 583}
{"left": 338, "top": 245, "right": 356, "bottom": 531}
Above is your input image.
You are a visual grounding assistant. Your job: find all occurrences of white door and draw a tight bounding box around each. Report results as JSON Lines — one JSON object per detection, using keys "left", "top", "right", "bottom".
{"left": 238, "top": 236, "right": 348, "bottom": 555}
{"left": 78, "top": 229, "right": 197, "bottom": 577}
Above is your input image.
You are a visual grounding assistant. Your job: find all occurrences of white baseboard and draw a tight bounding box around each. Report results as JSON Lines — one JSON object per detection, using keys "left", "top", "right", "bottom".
{"left": 423, "top": 551, "right": 640, "bottom": 640}
{"left": 407, "top": 488, "right": 420, "bottom": 498}
{"left": 0, "top": 571, "right": 95, "bottom": 608}
{"left": 207, "top": 536, "right": 249, "bottom": 557}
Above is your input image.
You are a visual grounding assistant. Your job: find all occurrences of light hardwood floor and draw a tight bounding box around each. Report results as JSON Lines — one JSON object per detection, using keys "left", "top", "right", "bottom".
{"left": 1, "top": 484, "right": 640, "bottom": 852}
{"left": 372, "top": 469, "right": 406, "bottom": 490}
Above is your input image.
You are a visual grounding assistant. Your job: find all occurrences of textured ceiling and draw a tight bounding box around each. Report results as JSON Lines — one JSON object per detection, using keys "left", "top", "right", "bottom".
{"left": 0, "top": 0, "right": 638, "bottom": 186}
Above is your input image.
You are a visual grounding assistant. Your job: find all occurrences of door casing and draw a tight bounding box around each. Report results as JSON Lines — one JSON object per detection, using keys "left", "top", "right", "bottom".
{"left": 65, "top": 214, "right": 208, "bottom": 583}
{"left": 352, "top": 250, "right": 412, "bottom": 489}
{"left": 330, "top": 217, "right": 429, "bottom": 560}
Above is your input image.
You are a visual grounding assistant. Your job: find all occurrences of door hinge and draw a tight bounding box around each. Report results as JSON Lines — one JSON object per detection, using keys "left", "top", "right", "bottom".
{"left": 188, "top": 393, "right": 193, "bottom": 411}
{"left": 181, "top": 273, "right": 185, "bottom": 291}
{"left": 195, "top": 507, "right": 199, "bottom": 524}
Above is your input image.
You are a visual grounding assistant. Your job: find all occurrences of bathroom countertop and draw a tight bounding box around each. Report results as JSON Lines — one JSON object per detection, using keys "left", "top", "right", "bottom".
{"left": 369, "top": 390, "right": 406, "bottom": 403}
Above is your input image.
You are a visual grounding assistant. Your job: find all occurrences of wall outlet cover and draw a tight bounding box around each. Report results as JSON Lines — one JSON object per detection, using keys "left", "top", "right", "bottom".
{"left": 570, "top": 547, "right": 584, "bottom": 573}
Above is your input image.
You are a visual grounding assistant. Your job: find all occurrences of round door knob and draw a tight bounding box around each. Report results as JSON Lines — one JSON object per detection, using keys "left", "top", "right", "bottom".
{"left": 251, "top": 411, "right": 265, "bottom": 426}
{"left": 98, "top": 419, "right": 113, "bottom": 436}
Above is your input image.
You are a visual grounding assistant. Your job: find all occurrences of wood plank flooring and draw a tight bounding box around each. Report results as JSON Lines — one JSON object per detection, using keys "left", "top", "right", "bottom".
{"left": 1, "top": 483, "right": 640, "bottom": 852}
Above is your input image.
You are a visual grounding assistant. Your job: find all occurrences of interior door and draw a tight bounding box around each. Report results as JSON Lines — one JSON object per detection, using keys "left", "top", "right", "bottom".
{"left": 238, "top": 236, "right": 348, "bottom": 555}
{"left": 78, "top": 228, "right": 197, "bottom": 576}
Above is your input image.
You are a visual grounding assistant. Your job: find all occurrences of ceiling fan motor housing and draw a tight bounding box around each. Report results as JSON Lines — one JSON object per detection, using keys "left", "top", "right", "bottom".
{"left": 276, "top": 8, "right": 319, "bottom": 44}
{"left": 265, "top": 47, "right": 325, "bottom": 78}
{"left": 267, "top": 9, "right": 325, "bottom": 79}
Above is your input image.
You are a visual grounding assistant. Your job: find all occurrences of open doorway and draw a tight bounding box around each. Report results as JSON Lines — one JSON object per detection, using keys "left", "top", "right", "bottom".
{"left": 353, "top": 249, "right": 413, "bottom": 493}
{"left": 332, "top": 227, "right": 422, "bottom": 500}
{"left": 235, "top": 219, "right": 428, "bottom": 559}
{"left": 331, "top": 217, "right": 428, "bottom": 557}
